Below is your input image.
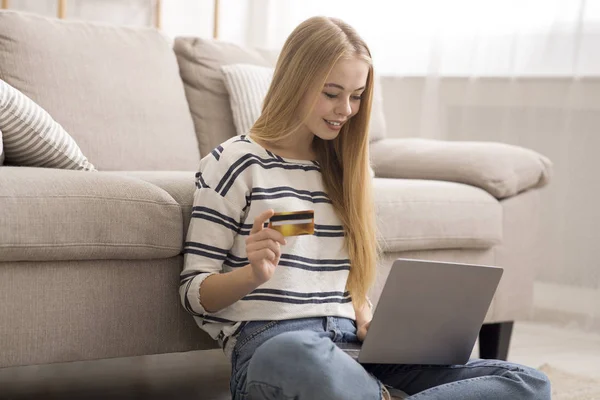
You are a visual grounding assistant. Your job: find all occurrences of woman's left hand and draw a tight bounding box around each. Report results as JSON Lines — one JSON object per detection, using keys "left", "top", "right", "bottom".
{"left": 357, "top": 320, "right": 371, "bottom": 342}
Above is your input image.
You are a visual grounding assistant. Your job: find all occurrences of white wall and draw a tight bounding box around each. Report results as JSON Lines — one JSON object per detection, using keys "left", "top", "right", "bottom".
{"left": 160, "top": 0, "right": 214, "bottom": 39}
{"left": 159, "top": 0, "right": 261, "bottom": 46}
{"left": 9, "top": 0, "right": 153, "bottom": 26}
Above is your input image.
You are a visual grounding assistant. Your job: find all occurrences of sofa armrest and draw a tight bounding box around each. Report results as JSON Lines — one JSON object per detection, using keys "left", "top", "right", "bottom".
{"left": 370, "top": 138, "right": 553, "bottom": 199}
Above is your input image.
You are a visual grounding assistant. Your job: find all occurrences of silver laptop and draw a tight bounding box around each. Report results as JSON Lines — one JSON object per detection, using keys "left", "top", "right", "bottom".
{"left": 340, "top": 258, "right": 503, "bottom": 365}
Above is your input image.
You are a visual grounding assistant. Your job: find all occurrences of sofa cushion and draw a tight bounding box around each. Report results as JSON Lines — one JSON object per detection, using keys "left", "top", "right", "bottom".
{"left": 221, "top": 63, "right": 273, "bottom": 136}
{"left": 96, "top": 173, "right": 502, "bottom": 255}
{"left": 0, "top": 167, "right": 500, "bottom": 261}
{"left": 109, "top": 171, "right": 196, "bottom": 238}
{"left": 373, "top": 178, "right": 502, "bottom": 252}
{"left": 0, "top": 167, "right": 183, "bottom": 262}
{"left": 103, "top": 173, "right": 502, "bottom": 254}
{"left": 174, "top": 37, "right": 274, "bottom": 157}
{"left": 371, "top": 138, "right": 552, "bottom": 199}
{"left": 0, "top": 80, "right": 95, "bottom": 171}
{"left": 0, "top": 11, "right": 199, "bottom": 171}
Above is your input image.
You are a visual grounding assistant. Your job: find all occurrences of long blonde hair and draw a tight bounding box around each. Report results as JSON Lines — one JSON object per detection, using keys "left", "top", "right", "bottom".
{"left": 250, "top": 16, "right": 379, "bottom": 308}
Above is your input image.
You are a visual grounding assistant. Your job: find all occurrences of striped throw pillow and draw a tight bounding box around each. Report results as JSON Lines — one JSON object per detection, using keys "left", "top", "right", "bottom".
{"left": 0, "top": 80, "right": 96, "bottom": 171}
{"left": 221, "top": 64, "right": 273, "bottom": 136}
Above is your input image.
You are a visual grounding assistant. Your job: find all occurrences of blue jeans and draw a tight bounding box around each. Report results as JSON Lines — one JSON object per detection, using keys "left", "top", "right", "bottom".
{"left": 229, "top": 317, "right": 551, "bottom": 400}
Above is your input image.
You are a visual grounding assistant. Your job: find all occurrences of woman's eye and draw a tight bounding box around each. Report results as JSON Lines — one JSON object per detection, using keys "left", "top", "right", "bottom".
{"left": 324, "top": 92, "right": 362, "bottom": 101}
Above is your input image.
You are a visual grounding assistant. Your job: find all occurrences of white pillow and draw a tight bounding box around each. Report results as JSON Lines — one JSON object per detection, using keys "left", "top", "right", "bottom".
{"left": 0, "top": 80, "right": 96, "bottom": 171}
{"left": 221, "top": 63, "right": 387, "bottom": 142}
{"left": 221, "top": 64, "right": 273, "bottom": 136}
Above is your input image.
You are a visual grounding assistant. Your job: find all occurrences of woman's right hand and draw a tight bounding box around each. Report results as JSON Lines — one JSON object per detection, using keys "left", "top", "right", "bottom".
{"left": 245, "top": 209, "right": 287, "bottom": 285}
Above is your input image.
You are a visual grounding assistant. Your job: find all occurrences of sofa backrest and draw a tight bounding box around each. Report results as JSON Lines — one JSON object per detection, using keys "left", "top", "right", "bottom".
{"left": 0, "top": 11, "right": 200, "bottom": 171}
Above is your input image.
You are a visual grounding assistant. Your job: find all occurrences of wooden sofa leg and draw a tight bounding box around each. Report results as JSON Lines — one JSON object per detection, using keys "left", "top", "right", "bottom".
{"left": 478, "top": 321, "right": 514, "bottom": 361}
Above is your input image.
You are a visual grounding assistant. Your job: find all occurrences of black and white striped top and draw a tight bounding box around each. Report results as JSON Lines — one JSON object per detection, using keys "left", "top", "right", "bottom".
{"left": 179, "top": 135, "right": 355, "bottom": 357}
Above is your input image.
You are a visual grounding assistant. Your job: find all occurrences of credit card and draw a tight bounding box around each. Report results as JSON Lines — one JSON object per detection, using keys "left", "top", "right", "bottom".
{"left": 268, "top": 210, "right": 315, "bottom": 237}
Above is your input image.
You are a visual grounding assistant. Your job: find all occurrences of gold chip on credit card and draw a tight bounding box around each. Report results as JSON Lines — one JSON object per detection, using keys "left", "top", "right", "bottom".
{"left": 268, "top": 210, "right": 315, "bottom": 237}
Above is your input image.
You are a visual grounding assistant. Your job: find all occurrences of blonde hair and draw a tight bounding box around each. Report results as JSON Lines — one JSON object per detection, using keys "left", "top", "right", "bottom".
{"left": 250, "top": 16, "right": 379, "bottom": 308}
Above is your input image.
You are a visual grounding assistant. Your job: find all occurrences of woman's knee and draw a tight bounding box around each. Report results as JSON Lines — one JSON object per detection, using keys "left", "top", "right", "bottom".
{"left": 523, "top": 366, "right": 551, "bottom": 396}
{"left": 247, "top": 330, "right": 332, "bottom": 380}
{"left": 506, "top": 365, "right": 551, "bottom": 399}
{"left": 246, "top": 331, "right": 380, "bottom": 400}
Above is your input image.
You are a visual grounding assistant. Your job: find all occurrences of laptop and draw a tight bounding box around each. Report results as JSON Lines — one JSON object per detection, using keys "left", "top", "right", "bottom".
{"left": 339, "top": 258, "right": 503, "bottom": 365}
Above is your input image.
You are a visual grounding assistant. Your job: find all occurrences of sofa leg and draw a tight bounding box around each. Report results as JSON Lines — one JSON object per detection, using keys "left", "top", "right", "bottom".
{"left": 478, "top": 321, "right": 514, "bottom": 361}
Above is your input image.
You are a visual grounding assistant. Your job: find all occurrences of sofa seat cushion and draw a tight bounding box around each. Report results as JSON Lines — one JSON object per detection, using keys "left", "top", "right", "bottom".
{"left": 108, "top": 171, "right": 196, "bottom": 236}
{"left": 0, "top": 167, "right": 183, "bottom": 262}
{"left": 91, "top": 174, "right": 502, "bottom": 255}
{"left": 374, "top": 178, "right": 502, "bottom": 252}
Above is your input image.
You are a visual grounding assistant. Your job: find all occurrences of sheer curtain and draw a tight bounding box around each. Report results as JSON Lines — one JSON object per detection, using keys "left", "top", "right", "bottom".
{"left": 218, "top": 0, "right": 600, "bottom": 333}
{"left": 230, "top": 0, "right": 599, "bottom": 77}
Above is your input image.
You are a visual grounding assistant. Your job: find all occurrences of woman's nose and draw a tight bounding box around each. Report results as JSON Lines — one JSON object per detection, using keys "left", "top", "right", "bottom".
{"left": 335, "top": 99, "right": 352, "bottom": 117}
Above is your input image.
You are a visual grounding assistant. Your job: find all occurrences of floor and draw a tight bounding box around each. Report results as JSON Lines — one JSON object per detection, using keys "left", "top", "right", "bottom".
{"left": 504, "top": 321, "right": 600, "bottom": 380}
{"left": 1, "top": 321, "right": 599, "bottom": 399}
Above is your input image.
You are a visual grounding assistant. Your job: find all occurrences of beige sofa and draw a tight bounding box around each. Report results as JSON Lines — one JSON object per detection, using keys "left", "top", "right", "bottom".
{"left": 0, "top": 10, "right": 551, "bottom": 392}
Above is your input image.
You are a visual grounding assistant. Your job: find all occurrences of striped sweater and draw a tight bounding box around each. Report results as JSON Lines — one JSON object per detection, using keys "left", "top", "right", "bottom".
{"left": 179, "top": 135, "right": 355, "bottom": 358}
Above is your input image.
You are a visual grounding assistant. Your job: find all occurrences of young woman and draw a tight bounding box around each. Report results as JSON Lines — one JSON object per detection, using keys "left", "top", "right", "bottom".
{"left": 180, "top": 16, "right": 551, "bottom": 400}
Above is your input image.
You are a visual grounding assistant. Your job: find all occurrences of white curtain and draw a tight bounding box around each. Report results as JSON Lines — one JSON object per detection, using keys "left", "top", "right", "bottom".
{"left": 232, "top": 0, "right": 600, "bottom": 77}
{"left": 224, "top": 0, "right": 600, "bottom": 334}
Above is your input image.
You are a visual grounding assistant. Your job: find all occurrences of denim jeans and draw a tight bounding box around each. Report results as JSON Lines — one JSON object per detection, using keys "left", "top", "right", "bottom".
{"left": 229, "top": 316, "right": 551, "bottom": 400}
